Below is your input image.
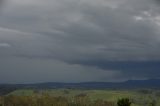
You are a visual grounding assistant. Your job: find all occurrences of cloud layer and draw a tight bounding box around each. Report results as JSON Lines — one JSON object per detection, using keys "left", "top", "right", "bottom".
{"left": 0, "top": 0, "right": 160, "bottom": 83}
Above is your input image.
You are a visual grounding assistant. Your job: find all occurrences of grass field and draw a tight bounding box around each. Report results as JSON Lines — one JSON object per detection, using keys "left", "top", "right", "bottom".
{"left": 8, "top": 89, "right": 160, "bottom": 106}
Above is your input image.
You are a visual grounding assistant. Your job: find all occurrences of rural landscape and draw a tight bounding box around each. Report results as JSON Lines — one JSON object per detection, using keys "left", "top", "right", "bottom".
{"left": 0, "top": 79, "right": 160, "bottom": 106}
{"left": 0, "top": 89, "right": 158, "bottom": 106}
{"left": 0, "top": 0, "right": 160, "bottom": 106}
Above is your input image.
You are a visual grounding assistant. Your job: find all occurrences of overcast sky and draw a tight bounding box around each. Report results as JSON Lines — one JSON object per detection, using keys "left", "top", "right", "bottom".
{"left": 0, "top": 0, "right": 160, "bottom": 83}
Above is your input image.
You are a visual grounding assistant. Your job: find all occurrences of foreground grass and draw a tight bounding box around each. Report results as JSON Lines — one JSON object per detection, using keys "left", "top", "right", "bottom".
{"left": 1, "top": 92, "right": 114, "bottom": 106}
{"left": 6, "top": 89, "right": 160, "bottom": 106}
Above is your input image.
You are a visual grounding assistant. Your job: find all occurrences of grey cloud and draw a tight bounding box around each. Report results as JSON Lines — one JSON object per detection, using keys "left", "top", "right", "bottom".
{"left": 0, "top": 0, "right": 160, "bottom": 83}
{"left": 0, "top": 57, "right": 120, "bottom": 83}
{"left": 0, "top": 43, "right": 10, "bottom": 47}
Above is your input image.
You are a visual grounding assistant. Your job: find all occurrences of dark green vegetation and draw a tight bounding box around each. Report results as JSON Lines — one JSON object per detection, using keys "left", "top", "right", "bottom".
{"left": 117, "top": 98, "right": 131, "bottom": 106}
{"left": 0, "top": 89, "right": 159, "bottom": 106}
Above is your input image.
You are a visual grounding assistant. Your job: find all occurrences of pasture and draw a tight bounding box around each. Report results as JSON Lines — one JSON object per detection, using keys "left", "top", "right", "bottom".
{"left": 8, "top": 89, "right": 160, "bottom": 106}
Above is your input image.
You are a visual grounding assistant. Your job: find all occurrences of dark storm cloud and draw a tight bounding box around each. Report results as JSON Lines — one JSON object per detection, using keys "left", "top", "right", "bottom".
{"left": 0, "top": 0, "right": 160, "bottom": 83}
{"left": 71, "top": 60, "right": 160, "bottom": 78}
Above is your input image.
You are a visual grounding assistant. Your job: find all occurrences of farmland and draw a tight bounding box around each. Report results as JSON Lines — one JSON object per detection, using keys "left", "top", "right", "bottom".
{"left": 1, "top": 89, "right": 159, "bottom": 106}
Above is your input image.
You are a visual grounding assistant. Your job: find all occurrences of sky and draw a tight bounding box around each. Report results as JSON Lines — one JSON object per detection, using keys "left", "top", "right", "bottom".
{"left": 0, "top": 0, "right": 160, "bottom": 83}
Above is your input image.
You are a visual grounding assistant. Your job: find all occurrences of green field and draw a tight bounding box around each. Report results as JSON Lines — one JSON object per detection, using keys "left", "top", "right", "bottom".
{"left": 8, "top": 89, "right": 160, "bottom": 106}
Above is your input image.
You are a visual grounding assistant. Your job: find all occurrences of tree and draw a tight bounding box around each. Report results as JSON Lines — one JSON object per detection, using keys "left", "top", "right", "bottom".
{"left": 149, "top": 100, "right": 156, "bottom": 106}
{"left": 117, "top": 98, "right": 131, "bottom": 106}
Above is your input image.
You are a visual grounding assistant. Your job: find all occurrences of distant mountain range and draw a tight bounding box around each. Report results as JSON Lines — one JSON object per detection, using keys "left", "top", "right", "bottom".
{"left": 0, "top": 79, "right": 160, "bottom": 95}
{"left": 1, "top": 79, "right": 160, "bottom": 90}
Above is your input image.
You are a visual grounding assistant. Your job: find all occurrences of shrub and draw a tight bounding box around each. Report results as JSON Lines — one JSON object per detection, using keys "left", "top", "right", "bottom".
{"left": 117, "top": 98, "right": 131, "bottom": 106}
